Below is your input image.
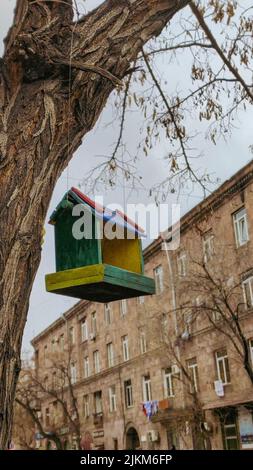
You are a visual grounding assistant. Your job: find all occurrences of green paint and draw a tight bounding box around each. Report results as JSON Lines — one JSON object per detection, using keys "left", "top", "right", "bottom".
{"left": 46, "top": 263, "right": 156, "bottom": 303}
{"left": 54, "top": 206, "right": 101, "bottom": 272}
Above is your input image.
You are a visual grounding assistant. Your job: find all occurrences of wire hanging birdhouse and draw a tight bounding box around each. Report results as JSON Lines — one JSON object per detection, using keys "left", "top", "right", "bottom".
{"left": 45, "top": 188, "right": 155, "bottom": 303}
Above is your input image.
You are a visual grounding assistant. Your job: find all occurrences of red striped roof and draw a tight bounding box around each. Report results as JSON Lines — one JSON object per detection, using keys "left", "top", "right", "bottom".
{"left": 71, "top": 187, "right": 144, "bottom": 234}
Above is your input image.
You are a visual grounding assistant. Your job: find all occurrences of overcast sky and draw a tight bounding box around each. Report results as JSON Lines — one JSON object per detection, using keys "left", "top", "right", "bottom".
{"left": 1, "top": 1, "right": 253, "bottom": 352}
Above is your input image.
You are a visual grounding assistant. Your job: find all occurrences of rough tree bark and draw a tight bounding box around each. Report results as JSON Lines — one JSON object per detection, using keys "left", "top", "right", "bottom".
{"left": 0, "top": 0, "right": 189, "bottom": 448}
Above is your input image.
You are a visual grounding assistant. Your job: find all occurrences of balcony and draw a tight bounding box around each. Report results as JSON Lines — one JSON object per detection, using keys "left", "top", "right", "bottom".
{"left": 151, "top": 399, "right": 192, "bottom": 424}
{"left": 93, "top": 412, "right": 103, "bottom": 427}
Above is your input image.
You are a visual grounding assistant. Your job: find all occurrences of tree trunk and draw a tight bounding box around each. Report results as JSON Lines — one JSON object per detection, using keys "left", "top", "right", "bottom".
{"left": 0, "top": 0, "right": 188, "bottom": 448}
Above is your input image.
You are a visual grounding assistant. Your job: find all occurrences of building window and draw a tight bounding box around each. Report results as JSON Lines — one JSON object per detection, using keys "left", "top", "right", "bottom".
{"left": 183, "top": 311, "right": 193, "bottom": 335}
{"left": 51, "top": 338, "right": 57, "bottom": 352}
{"left": 69, "top": 326, "right": 75, "bottom": 345}
{"left": 142, "top": 374, "right": 152, "bottom": 402}
{"left": 163, "top": 367, "right": 174, "bottom": 398}
{"left": 109, "top": 386, "right": 117, "bottom": 413}
{"left": 93, "top": 350, "right": 100, "bottom": 374}
{"left": 216, "top": 349, "right": 231, "bottom": 385}
{"left": 242, "top": 276, "right": 253, "bottom": 308}
{"left": 249, "top": 339, "right": 253, "bottom": 366}
{"left": 177, "top": 253, "right": 187, "bottom": 277}
{"left": 94, "top": 391, "right": 102, "bottom": 414}
{"left": 222, "top": 409, "right": 239, "bottom": 450}
{"left": 120, "top": 299, "right": 128, "bottom": 317}
{"left": 81, "top": 319, "right": 88, "bottom": 342}
{"left": 187, "top": 357, "right": 199, "bottom": 393}
{"left": 59, "top": 334, "right": 64, "bottom": 351}
{"left": 84, "top": 356, "right": 90, "bottom": 378}
{"left": 140, "top": 332, "right": 147, "bottom": 354}
{"left": 203, "top": 232, "right": 214, "bottom": 263}
{"left": 70, "top": 363, "right": 77, "bottom": 384}
{"left": 122, "top": 335, "right": 129, "bottom": 361}
{"left": 138, "top": 296, "right": 145, "bottom": 305}
{"left": 154, "top": 265, "right": 164, "bottom": 294}
{"left": 91, "top": 312, "right": 97, "bottom": 335}
{"left": 104, "top": 304, "right": 113, "bottom": 325}
{"left": 44, "top": 344, "right": 47, "bottom": 359}
{"left": 83, "top": 395, "right": 89, "bottom": 418}
{"left": 107, "top": 342, "right": 114, "bottom": 368}
{"left": 124, "top": 380, "right": 133, "bottom": 408}
{"left": 233, "top": 207, "right": 249, "bottom": 247}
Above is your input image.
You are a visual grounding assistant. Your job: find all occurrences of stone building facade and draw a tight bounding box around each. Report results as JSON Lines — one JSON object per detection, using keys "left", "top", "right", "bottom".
{"left": 31, "top": 161, "right": 253, "bottom": 450}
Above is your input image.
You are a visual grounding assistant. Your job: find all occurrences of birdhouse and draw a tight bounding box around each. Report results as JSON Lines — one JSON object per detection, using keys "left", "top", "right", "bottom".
{"left": 45, "top": 188, "right": 155, "bottom": 303}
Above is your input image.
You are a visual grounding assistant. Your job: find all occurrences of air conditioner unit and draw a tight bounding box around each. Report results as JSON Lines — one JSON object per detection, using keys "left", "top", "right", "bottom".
{"left": 172, "top": 365, "right": 180, "bottom": 375}
{"left": 89, "top": 332, "right": 96, "bottom": 341}
{"left": 147, "top": 430, "right": 159, "bottom": 442}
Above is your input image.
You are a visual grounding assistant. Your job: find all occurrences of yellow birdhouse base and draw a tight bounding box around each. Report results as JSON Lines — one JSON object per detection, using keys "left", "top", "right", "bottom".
{"left": 45, "top": 264, "right": 156, "bottom": 303}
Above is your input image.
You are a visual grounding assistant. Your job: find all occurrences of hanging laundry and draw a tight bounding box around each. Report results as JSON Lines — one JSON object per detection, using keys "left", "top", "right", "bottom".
{"left": 152, "top": 400, "right": 159, "bottom": 415}
{"left": 142, "top": 403, "right": 147, "bottom": 417}
{"left": 143, "top": 401, "right": 153, "bottom": 420}
{"left": 142, "top": 400, "right": 159, "bottom": 420}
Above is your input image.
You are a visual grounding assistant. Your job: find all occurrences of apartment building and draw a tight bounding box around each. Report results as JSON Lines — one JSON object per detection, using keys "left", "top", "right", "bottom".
{"left": 31, "top": 161, "right": 253, "bottom": 450}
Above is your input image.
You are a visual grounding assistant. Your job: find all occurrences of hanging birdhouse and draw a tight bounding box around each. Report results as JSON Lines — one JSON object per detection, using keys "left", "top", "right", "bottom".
{"left": 45, "top": 188, "right": 155, "bottom": 303}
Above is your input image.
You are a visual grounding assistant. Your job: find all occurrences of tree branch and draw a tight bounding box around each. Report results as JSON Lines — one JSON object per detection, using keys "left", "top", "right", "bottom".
{"left": 189, "top": 1, "right": 253, "bottom": 102}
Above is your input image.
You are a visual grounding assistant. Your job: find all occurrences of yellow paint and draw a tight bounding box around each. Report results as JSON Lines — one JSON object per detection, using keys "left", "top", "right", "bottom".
{"left": 46, "top": 264, "right": 105, "bottom": 292}
{"left": 102, "top": 238, "right": 142, "bottom": 274}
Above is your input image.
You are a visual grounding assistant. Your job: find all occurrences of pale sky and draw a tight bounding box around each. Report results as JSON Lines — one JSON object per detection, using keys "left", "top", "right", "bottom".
{"left": 1, "top": 1, "right": 252, "bottom": 352}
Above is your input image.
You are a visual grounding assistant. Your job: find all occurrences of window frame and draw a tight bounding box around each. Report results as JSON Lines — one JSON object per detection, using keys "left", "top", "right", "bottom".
{"left": 163, "top": 367, "right": 174, "bottom": 398}
{"left": 215, "top": 349, "right": 231, "bottom": 385}
{"left": 154, "top": 265, "right": 164, "bottom": 294}
{"left": 93, "top": 350, "right": 100, "bottom": 374}
{"left": 94, "top": 391, "right": 103, "bottom": 414}
{"left": 142, "top": 374, "right": 152, "bottom": 402}
{"left": 177, "top": 253, "right": 187, "bottom": 277}
{"left": 203, "top": 232, "right": 214, "bottom": 263}
{"left": 242, "top": 276, "right": 253, "bottom": 309}
{"left": 140, "top": 331, "right": 147, "bottom": 354}
{"left": 107, "top": 342, "right": 114, "bottom": 368}
{"left": 122, "top": 335, "right": 129, "bottom": 361}
{"left": 109, "top": 385, "right": 117, "bottom": 413}
{"left": 120, "top": 299, "right": 128, "bottom": 317}
{"left": 187, "top": 357, "right": 199, "bottom": 393}
{"left": 91, "top": 311, "right": 97, "bottom": 335}
{"left": 69, "top": 326, "right": 75, "bottom": 345}
{"left": 70, "top": 363, "right": 77, "bottom": 384}
{"left": 233, "top": 207, "right": 249, "bottom": 247}
{"left": 104, "top": 303, "right": 113, "bottom": 325}
{"left": 83, "top": 394, "right": 90, "bottom": 418}
{"left": 83, "top": 356, "right": 90, "bottom": 378}
{"left": 81, "top": 319, "right": 88, "bottom": 342}
{"left": 59, "top": 334, "right": 64, "bottom": 351}
{"left": 124, "top": 379, "right": 133, "bottom": 408}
